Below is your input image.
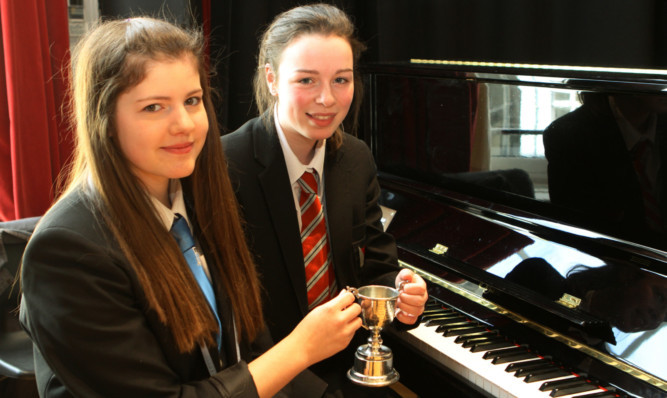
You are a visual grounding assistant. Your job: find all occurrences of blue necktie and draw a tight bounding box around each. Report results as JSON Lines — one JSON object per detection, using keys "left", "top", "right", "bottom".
{"left": 170, "top": 214, "right": 222, "bottom": 348}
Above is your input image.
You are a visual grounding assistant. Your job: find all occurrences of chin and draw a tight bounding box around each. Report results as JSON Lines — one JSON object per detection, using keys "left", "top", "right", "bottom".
{"left": 308, "top": 128, "right": 338, "bottom": 141}
{"left": 171, "top": 167, "right": 196, "bottom": 179}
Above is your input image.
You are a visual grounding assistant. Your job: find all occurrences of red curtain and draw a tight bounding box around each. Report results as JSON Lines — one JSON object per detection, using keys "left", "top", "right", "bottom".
{"left": 0, "top": 0, "right": 73, "bottom": 221}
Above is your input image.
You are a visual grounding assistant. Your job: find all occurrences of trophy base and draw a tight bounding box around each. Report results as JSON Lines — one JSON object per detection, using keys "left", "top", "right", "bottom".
{"left": 346, "top": 344, "right": 400, "bottom": 387}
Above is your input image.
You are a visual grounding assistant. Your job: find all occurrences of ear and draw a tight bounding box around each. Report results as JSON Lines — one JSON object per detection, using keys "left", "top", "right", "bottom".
{"left": 265, "top": 63, "right": 277, "bottom": 96}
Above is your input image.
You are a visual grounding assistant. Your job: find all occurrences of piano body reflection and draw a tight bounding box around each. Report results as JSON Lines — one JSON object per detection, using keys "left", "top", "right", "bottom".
{"left": 359, "top": 60, "right": 667, "bottom": 398}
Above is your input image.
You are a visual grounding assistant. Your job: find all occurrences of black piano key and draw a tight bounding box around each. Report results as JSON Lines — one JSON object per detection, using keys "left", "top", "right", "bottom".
{"left": 435, "top": 319, "right": 474, "bottom": 331}
{"left": 434, "top": 319, "right": 472, "bottom": 328}
{"left": 423, "top": 303, "right": 450, "bottom": 312}
{"left": 524, "top": 368, "right": 572, "bottom": 383}
{"left": 550, "top": 383, "right": 599, "bottom": 397}
{"left": 423, "top": 313, "right": 466, "bottom": 321}
{"left": 428, "top": 316, "right": 469, "bottom": 327}
{"left": 422, "top": 308, "right": 459, "bottom": 316}
{"left": 470, "top": 339, "right": 515, "bottom": 353}
{"left": 540, "top": 377, "right": 590, "bottom": 391}
{"left": 491, "top": 350, "right": 536, "bottom": 364}
{"left": 461, "top": 335, "right": 505, "bottom": 348}
{"left": 434, "top": 316, "right": 471, "bottom": 325}
{"left": 482, "top": 346, "right": 528, "bottom": 360}
{"left": 454, "top": 331, "right": 499, "bottom": 344}
{"left": 514, "top": 363, "right": 558, "bottom": 377}
{"left": 422, "top": 309, "right": 457, "bottom": 317}
{"left": 506, "top": 358, "right": 551, "bottom": 373}
{"left": 443, "top": 325, "right": 489, "bottom": 337}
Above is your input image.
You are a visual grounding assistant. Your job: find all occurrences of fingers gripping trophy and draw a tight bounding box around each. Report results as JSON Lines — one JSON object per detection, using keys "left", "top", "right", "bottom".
{"left": 346, "top": 284, "right": 404, "bottom": 386}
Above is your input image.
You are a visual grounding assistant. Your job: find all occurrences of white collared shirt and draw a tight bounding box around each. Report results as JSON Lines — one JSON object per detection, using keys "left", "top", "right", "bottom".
{"left": 609, "top": 96, "right": 660, "bottom": 190}
{"left": 274, "top": 108, "right": 327, "bottom": 230}
{"left": 150, "top": 179, "right": 212, "bottom": 280}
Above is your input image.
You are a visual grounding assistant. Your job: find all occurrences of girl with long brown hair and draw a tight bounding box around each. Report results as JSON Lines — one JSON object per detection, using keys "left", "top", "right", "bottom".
{"left": 20, "top": 16, "right": 360, "bottom": 398}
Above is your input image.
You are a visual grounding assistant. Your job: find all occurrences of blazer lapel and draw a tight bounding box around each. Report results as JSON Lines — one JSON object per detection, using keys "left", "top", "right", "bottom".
{"left": 323, "top": 141, "right": 354, "bottom": 288}
{"left": 251, "top": 125, "right": 310, "bottom": 315}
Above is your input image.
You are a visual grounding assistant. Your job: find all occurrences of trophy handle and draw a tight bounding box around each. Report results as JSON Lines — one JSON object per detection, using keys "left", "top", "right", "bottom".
{"left": 394, "top": 280, "right": 409, "bottom": 319}
{"left": 346, "top": 286, "right": 370, "bottom": 330}
{"left": 397, "top": 280, "right": 407, "bottom": 292}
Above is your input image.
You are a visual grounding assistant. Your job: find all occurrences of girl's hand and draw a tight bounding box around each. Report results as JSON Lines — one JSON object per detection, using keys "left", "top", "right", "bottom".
{"left": 395, "top": 269, "right": 428, "bottom": 325}
{"left": 290, "top": 290, "right": 362, "bottom": 365}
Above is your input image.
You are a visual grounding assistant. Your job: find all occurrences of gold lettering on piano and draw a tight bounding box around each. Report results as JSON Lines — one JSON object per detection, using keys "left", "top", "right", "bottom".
{"left": 429, "top": 243, "right": 448, "bottom": 255}
{"left": 557, "top": 293, "right": 582, "bottom": 309}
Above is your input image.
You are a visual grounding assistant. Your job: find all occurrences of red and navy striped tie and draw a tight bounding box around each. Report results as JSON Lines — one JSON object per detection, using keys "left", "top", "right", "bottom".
{"left": 298, "top": 171, "right": 336, "bottom": 310}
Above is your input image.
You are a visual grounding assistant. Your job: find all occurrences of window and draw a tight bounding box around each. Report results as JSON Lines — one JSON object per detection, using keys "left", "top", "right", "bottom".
{"left": 67, "top": 0, "right": 98, "bottom": 48}
{"left": 486, "top": 82, "right": 582, "bottom": 200}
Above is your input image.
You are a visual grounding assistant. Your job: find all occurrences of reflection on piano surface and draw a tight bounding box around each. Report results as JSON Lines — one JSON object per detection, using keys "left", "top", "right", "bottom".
{"left": 359, "top": 60, "right": 667, "bottom": 397}
{"left": 543, "top": 92, "right": 667, "bottom": 249}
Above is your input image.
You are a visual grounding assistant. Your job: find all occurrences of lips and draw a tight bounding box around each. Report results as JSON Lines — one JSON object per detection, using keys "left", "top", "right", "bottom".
{"left": 162, "top": 142, "right": 194, "bottom": 154}
{"left": 307, "top": 113, "right": 336, "bottom": 127}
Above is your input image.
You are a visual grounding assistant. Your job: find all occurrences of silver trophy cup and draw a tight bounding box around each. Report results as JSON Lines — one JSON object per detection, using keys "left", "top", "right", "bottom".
{"left": 346, "top": 285, "right": 400, "bottom": 386}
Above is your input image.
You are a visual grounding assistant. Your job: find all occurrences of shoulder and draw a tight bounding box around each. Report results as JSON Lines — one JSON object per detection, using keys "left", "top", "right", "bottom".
{"left": 29, "top": 189, "right": 114, "bottom": 254}
{"left": 221, "top": 117, "right": 268, "bottom": 160}
{"left": 333, "top": 133, "right": 375, "bottom": 167}
{"left": 37, "top": 190, "right": 93, "bottom": 231}
{"left": 222, "top": 117, "right": 266, "bottom": 146}
{"left": 340, "top": 132, "right": 370, "bottom": 150}
{"left": 544, "top": 100, "right": 611, "bottom": 140}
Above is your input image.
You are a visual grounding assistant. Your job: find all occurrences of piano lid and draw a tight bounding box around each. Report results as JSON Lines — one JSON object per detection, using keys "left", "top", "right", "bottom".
{"left": 361, "top": 59, "right": 667, "bottom": 256}
{"left": 361, "top": 60, "right": 667, "bottom": 389}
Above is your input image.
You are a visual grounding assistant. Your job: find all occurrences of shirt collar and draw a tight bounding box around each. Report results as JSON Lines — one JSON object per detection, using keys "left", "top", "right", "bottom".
{"left": 609, "top": 96, "right": 657, "bottom": 150}
{"left": 274, "top": 106, "right": 326, "bottom": 188}
{"left": 150, "top": 179, "right": 191, "bottom": 230}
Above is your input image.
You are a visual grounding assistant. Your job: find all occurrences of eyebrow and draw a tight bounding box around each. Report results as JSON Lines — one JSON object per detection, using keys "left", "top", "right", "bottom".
{"left": 136, "top": 88, "right": 203, "bottom": 102}
{"left": 294, "top": 68, "right": 353, "bottom": 74}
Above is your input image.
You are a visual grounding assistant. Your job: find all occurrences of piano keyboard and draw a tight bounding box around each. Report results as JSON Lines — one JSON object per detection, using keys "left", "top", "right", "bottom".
{"left": 401, "top": 300, "right": 625, "bottom": 398}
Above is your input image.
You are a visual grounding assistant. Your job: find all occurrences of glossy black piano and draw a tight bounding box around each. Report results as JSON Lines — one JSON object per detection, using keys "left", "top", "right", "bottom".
{"left": 358, "top": 60, "right": 667, "bottom": 398}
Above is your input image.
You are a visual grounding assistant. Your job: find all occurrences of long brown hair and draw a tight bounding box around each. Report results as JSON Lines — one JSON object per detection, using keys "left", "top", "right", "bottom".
{"left": 65, "top": 17, "right": 263, "bottom": 352}
{"left": 253, "top": 3, "right": 367, "bottom": 149}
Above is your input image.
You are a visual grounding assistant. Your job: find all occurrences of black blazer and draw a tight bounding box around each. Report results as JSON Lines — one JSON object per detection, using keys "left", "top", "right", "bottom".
{"left": 19, "top": 188, "right": 324, "bottom": 397}
{"left": 222, "top": 117, "right": 399, "bottom": 343}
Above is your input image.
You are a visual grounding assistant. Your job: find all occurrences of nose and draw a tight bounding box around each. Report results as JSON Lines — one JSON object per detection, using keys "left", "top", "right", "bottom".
{"left": 316, "top": 84, "right": 335, "bottom": 107}
{"left": 170, "top": 105, "right": 195, "bottom": 133}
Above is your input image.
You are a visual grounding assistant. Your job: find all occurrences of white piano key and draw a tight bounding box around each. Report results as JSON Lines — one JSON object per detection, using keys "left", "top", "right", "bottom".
{"left": 403, "top": 322, "right": 609, "bottom": 398}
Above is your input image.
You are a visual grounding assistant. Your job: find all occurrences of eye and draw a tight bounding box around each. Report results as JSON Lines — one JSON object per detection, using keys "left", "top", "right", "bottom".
{"left": 185, "top": 96, "right": 202, "bottom": 106}
{"left": 298, "top": 77, "right": 314, "bottom": 84}
{"left": 334, "top": 77, "right": 350, "bottom": 84}
{"left": 143, "top": 104, "right": 162, "bottom": 112}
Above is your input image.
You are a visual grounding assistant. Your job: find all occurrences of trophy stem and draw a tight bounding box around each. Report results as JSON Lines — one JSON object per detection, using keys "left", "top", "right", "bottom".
{"left": 370, "top": 329, "right": 382, "bottom": 355}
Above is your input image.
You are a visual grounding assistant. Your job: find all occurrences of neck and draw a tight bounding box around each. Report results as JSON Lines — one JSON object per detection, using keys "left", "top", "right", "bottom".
{"left": 284, "top": 128, "right": 319, "bottom": 165}
{"left": 613, "top": 95, "right": 652, "bottom": 131}
{"left": 154, "top": 179, "right": 172, "bottom": 208}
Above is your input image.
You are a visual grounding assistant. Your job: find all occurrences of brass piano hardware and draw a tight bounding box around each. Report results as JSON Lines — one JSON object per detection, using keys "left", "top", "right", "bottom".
{"left": 477, "top": 283, "right": 488, "bottom": 295}
{"left": 429, "top": 243, "right": 448, "bottom": 255}
{"left": 409, "top": 58, "right": 667, "bottom": 76}
{"left": 557, "top": 293, "right": 582, "bottom": 309}
{"left": 398, "top": 259, "right": 667, "bottom": 392}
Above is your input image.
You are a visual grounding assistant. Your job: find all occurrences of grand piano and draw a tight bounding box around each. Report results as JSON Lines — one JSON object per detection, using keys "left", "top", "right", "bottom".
{"left": 358, "top": 60, "right": 667, "bottom": 398}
